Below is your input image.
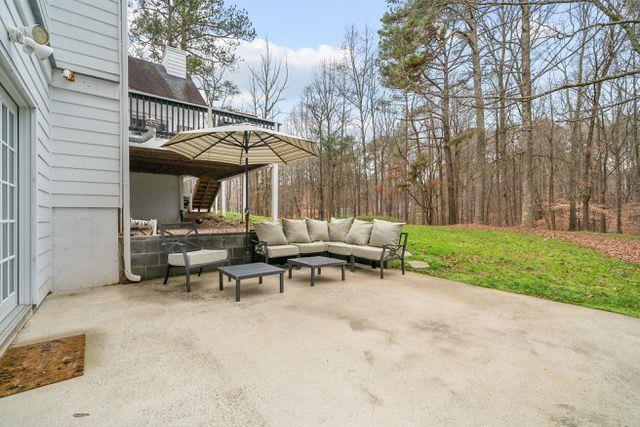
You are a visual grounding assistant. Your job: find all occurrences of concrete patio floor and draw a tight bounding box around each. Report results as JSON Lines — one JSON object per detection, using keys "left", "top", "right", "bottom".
{"left": 1, "top": 266, "right": 639, "bottom": 425}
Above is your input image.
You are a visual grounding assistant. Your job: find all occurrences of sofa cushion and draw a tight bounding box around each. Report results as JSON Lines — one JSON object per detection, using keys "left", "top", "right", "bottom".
{"left": 168, "top": 249, "right": 227, "bottom": 267}
{"left": 326, "top": 242, "right": 355, "bottom": 256}
{"left": 282, "top": 218, "right": 311, "bottom": 243}
{"left": 254, "top": 221, "right": 288, "bottom": 245}
{"left": 292, "top": 241, "right": 326, "bottom": 254}
{"left": 266, "top": 244, "right": 300, "bottom": 258}
{"left": 345, "top": 219, "right": 374, "bottom": 245}
{"left": 329, "top": 217, "right": 353, "bottom": 242}
{"left": 352, "top": 245, "right": 386, "bottom": 261}
{"left": 305, "top": 218, "right": 330, "bottom": 241}
{"left": 368, "top": 219, "right": 405, "bottom": 247}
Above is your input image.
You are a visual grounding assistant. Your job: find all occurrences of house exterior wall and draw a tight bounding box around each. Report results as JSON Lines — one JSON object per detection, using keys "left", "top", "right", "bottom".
{"left": 52, "top": 208, "right": 119, "bottom": 292}
{"left": 49, "top": 0, "right": 121, "bottom": 82}
{"left": 48, "top": 0, "right": 124, "bottom": 293}
{"left": 0, "top": 0, "right": 128, "bottom": 351}
{"left": 130, "top": 172, "right": 182, "bottom": 224}
{"left": 0, "top": 0, "right": 54, "bottom": 306}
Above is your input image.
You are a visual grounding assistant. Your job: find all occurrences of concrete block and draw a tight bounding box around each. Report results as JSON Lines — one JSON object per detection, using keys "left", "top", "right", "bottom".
{"left": 130, "top": 239, "right": 145, "bottom": 254}
{"left": 143, "top": 238, "right": 162, "bottom": 253}
{"left": 132, "top": 252, "right": 160, "bottom": 268}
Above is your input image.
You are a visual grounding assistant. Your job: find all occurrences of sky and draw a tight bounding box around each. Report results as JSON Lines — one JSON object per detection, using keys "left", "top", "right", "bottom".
{"left": 225, "top": 0, "right": 389, "bottom": 121}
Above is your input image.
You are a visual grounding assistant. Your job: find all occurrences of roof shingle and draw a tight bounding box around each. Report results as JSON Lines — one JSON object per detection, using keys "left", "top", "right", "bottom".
{"left": 128, "top": 56, "right": 208, "bottom": 107}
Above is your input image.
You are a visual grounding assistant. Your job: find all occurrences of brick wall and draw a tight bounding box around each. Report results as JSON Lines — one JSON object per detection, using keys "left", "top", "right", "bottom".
{"left": 130, "top": 232, "right": 254, "bottom": 281}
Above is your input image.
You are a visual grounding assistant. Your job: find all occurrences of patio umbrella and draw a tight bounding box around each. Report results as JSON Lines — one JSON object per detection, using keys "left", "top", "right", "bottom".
{"left": 163, "top": 122, "right": 319, "bottom": 262}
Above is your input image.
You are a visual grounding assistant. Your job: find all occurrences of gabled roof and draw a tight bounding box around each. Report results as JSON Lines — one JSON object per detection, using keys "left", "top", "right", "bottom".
{"left": 128, "top": 56, "right": 208, "bottom": 107}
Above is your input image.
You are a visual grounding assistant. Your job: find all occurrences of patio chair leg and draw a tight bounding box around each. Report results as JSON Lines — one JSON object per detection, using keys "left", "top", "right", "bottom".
{"left": 198, "top": 267, "right": 203, "bottom": 277}
{"left": 350, "top": 255, "right": 355, "bottom": 272}
{"left": 279, "top": 273, "right": 284, "bottom": 293}
{"left": 219, "top": 270, "right": 224, "bottom": 291}
{"left": 163, "top": 265, "right": 171, "bottom": 284}
{"left": 380, "top": 263, "right": 384, "bottom": 279}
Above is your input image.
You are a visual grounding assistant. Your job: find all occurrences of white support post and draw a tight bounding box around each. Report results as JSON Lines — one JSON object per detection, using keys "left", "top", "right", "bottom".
{"left": 220, "top": 180, "right": 227, "bottom": 215}
{"left": 271, "top": 164, "right": 279, "bottom": 221}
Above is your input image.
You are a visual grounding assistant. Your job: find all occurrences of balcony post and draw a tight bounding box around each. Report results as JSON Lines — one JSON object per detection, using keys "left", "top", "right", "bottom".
{"left": 220, "top": 180, "right": 227, "bottom": 215}
{"left": 271, "top": 164, "right": 279, "bottom": 221}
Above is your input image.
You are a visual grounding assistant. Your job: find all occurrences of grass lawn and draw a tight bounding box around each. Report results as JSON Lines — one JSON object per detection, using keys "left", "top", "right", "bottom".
{"left": 405, "top": 225, "right": 640, "bottom": 318}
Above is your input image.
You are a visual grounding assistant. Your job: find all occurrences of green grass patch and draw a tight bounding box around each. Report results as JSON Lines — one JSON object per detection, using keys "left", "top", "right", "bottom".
{"left": 405, "top": 225, "right": 640, "bottom": 318}
{"left": 201, "top": 211, "right": 272, "bottom": 225}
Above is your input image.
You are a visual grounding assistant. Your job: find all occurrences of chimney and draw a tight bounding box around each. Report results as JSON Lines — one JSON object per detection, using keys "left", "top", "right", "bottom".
{"left": 162, "top": 46, "right": 188, "bottom": 79}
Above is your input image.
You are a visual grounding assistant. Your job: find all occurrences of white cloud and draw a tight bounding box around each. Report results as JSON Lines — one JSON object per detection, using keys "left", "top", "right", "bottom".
{"left": 223, "top": 38, "right": 345, "bottom": 121}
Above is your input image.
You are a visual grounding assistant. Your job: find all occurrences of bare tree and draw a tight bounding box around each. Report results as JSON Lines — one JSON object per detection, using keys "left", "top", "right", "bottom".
{"left": 247, "top": 39, "right": 288, "bottom": 120}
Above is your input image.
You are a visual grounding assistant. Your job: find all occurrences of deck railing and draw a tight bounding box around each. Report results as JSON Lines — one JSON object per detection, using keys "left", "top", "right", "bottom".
{"left": 128, "top": 92, "right": 278, "bottom": 138}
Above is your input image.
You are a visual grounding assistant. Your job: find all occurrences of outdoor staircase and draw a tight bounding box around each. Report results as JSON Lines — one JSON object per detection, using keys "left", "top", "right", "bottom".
{"left": 191, "top": 176, "right": 220, "bottom": 212}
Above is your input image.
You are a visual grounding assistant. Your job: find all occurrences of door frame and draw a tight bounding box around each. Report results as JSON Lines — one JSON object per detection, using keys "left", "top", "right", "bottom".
{"left": 0, "top": 50, "right": 37, "bottom": 346}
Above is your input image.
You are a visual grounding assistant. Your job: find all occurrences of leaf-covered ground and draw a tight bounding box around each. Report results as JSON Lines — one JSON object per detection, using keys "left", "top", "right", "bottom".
{"left": 405, "top": 225, "right": 640, "bottom": 318}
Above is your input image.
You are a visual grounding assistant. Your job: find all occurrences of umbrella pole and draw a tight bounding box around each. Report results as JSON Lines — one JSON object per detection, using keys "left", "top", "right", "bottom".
{"left": 244, "top": 131, "right": 250, "bottom": 263}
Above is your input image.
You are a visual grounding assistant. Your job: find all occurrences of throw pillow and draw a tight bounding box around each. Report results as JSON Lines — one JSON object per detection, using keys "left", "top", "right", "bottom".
{"left": 282, "top": 218, "right": 311, "bottom": 243}
{"left": 345, "top": 219, "right": 373, "bottom": 245}
{"left": 254, "top": 221, "right": 288, "bottom": 245}
{"left": 368, "top": 219, "right": 405, "bottom": 247}
{"left": 329, "top": 217, "right": 354, "bottom": 242}
{"left": 305, "top": 218, "right": 330, "bottom": 241}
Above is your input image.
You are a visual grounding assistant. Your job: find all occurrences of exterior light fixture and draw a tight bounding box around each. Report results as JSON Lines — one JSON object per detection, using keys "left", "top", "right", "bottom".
{"left": 8, "top": 25, "right": 53, "bottom": 60}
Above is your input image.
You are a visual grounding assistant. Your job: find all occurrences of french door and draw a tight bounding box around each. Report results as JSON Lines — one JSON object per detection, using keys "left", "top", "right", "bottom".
{"left": 0, "top": 85, "right": 18, "bottom": 322}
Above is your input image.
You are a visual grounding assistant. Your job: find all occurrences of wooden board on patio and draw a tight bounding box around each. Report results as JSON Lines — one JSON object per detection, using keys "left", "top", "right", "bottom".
{"left": 0, "top": 334, "right": 85, "bottom": 398}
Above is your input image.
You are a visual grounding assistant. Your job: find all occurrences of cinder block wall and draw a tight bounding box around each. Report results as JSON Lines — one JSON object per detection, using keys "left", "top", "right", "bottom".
{"left": 130, "top": 232, "right": 253, "bottom": 281}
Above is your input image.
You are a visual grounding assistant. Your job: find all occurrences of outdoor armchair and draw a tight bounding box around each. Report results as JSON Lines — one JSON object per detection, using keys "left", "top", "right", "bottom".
{"left": 159, "top": 222, "right": 229, "bottom": 292}
{"left": 351, "top": 232, "right": 408, "bottom": 278}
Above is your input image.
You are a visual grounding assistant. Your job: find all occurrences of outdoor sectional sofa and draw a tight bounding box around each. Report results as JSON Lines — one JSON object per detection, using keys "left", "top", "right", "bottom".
{"left": 252, "top": 217, "right": 408, "bottom": 278}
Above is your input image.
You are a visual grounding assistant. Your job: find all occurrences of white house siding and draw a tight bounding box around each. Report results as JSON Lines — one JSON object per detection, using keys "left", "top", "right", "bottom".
{"left": 0, "top": 0, "right": 54, "bottom": 306}
{"left": 49, "top": 0, "right": 120, "bottom": 82}
{"left": 48, "top": 0, "right": 124, "bottom": 291}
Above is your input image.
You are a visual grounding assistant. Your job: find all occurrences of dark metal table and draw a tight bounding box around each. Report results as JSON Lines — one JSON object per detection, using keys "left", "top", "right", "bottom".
{"left": 287, "top": 256, "right": 347, "bottom": 286}
{"left": 218, "top": 263, "right": 285, "bottom": 302}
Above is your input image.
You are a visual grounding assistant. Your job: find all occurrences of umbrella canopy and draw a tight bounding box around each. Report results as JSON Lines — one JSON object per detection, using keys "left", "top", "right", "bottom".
{"left": 162, "top": 122, "right": 318, "bottom": 164}
{"left": 162, "top": 122, "right": 318, "bottom": 263}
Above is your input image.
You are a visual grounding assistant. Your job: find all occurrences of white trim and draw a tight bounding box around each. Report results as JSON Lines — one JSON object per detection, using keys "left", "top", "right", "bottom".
{"left": 18, "top": 104, "right": 35, "bottom": 307}
{"left": 0, "top": 305, "right": 31, "bottom": 355}
{"left": 0, "top": 51, "right": 37, "bottom": 309}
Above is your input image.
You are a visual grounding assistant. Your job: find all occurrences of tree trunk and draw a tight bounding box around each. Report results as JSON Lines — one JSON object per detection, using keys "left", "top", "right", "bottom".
{"left": 442, "top": 55, "right": 457, "bottom": 225}
{"left": 520, "top": 4, "right": 535, "bottom": 227}
{"left": 467, "top": 6, "right": 487, "bottom": 224}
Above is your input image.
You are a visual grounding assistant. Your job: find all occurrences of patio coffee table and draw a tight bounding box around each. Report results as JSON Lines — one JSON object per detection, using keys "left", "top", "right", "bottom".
{"left": 218, "top": 263, "right": 285, "bottom": 302}
{"left": 287, "top": 256, "right": 347, "bottom": 286}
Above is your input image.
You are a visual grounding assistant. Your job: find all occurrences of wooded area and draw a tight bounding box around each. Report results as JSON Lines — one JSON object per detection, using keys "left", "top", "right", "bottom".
{"left": 231, "top": 0, "right": 640, "bottom": 234}
{"left": 129, "top": 0, "right": 640, "bottom": 234}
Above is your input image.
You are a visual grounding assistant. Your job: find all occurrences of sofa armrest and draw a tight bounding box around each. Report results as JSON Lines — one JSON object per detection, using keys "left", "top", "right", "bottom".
{"left": 252, "top": 239, "right": 269, "bottom": 256}
{"left": 381, "top": 233, "right": 408, "bottom": 261}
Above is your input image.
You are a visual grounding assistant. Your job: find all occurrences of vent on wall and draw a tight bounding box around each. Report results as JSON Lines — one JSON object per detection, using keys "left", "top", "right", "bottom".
{"left": 162, "top": 46, "right": 188, "bottom": 79}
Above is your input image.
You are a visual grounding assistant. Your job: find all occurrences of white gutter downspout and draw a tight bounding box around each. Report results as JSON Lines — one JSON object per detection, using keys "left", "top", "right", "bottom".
{"left": 120, "top": 0, "right": 140, "bottom": 282}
